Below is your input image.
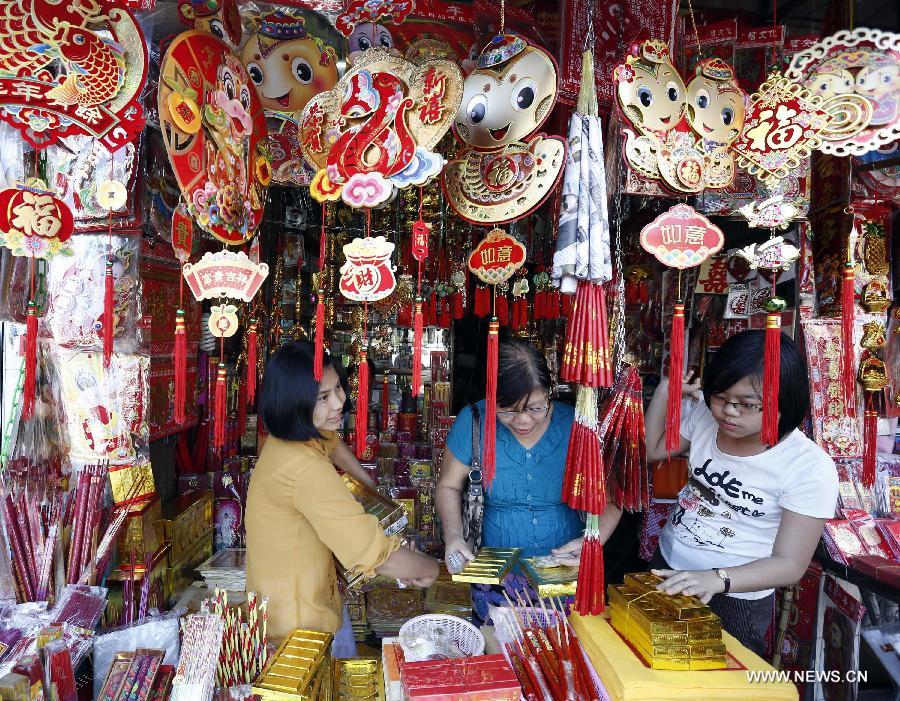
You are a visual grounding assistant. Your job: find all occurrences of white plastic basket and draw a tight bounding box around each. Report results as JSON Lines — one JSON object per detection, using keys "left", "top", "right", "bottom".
{"left": 398, "top": 614, "right": 485, "bottom": 661}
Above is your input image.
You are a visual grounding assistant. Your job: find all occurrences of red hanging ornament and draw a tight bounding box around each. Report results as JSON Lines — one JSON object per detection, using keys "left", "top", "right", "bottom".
{"left": 842, "top": 262, "right": 857, "bottom": 414}
{"left": 426, "top": 292, "right": 438, "bottom": 326}
{"left": 412, "top": 298, "right": 423, "bottom": 397}
{"left": 761, "top": 305, "right": 783, "bottom": 446}
{"left": 495, "top": 294, "right": 508, "bottom": 325}
{"left": 483, "top": 318, "right": 499, "bottom": 489}
{"left": 474, "top": 286, "right": 489, "bottom": 317}
{"left": 355, "top": 349, "right": 369, "bottom": 459}
{"left": 863, "top": 399, "right": 877, "bottom": 488}
{"left": 381, "top": 375, "right": 390, "bottom": 432}
{"left": 453, "top": 291, "right": 465, "bottom": 320}
{"left": 213, "top": 362, "right": 228, "bottom": 451}
{"left": 665, "top": 301, "right": 685, "bottom": 454}
{"left": 22, "top": 298, "right": 37, "bottom": 422}
{"left": 246, "top": 318, "right": 258, "bottom": 403}
{"left": 103, "top": 256, "right": 114, "bottom": 367}
{"left": 561, "top": 292, "right": 572, "bottom": 318}
{"left": 173, "top": 309, "right": 187, "bottom": 426}
{"left": 397, "top": 301, "right": 412, "bottom": 327}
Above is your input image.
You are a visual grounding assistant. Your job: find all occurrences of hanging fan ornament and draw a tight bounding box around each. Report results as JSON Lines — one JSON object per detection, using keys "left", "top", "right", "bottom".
{"left": 158, "top": 31, "right": 270, "bottom": 245}
{"left": 298, "top": 49, "right": 462, "bottom": 209}
{"left": 467, "top": 229, "right": 527, "bottom": 489}
{"left": 442, "top": 34, "right": 566, "bottom": 225}
{"left": 0, "top": 180, "right": 74, "bottom": 420}
{"left": 339, "top": 235, "right": 397, "bottom": 458}
{"left": 640, "top": 204, "right": 724, "bottom": 452}
{"left": 858, "top": 321, "right": 887, "bottom": 487}
{"left": 734, "top": 236, "right": 800, "bottom": 445}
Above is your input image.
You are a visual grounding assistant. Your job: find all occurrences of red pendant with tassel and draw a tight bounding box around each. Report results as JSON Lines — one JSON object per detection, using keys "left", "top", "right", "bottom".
{"left": 665, "top": 301, "right": 685, "bottom": 454}
{"left": 863, "top": 398, "right": 877, "bottom": 488}
{"left": 103, "top": 256, "right": 114, "bottom": 367}
{"left": 213, "top": 362, "right": 228, "bottom": 452}
{"left": 355, "top": 349, "right": 369, "bottom": 459}
{"left": 22, "top": 299, "right": 38, "bottom": 421}
{"left": 246, "top": 318, "right": 258, "bottom": 404}
{"left": 483, "top": 318, "right": 499, "bottom": 490}
{"left": 842, "top": 262, "right": 857, "bottom": 415}
{"left": 173, "top": 309, "right": 187, "bottom": 426}
{"left": 761, "top": 300, "right": 784, "bottom": 446}
{"left": 412, "top": 298, "right": 423, "bottom": 397}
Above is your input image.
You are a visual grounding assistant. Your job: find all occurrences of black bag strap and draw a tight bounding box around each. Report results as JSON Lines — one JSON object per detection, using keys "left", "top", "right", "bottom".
{"left": 468, "top": 403, "right": 483, "bottom": 497}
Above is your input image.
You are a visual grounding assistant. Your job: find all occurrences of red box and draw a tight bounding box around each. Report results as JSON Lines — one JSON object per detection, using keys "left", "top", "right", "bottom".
{"left": 401, "top": 655, "right": 520, "bottom": 701}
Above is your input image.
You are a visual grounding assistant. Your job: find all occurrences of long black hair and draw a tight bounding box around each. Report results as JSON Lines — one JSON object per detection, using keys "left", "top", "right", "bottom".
{"left": 496, "top": 339, "right": 552, "bottom": 409}
{"left": 702, "top": 330, "right": 808, "bottom": 440}
{"left": 258, "top": 341, "right": 348, "bottom": 442}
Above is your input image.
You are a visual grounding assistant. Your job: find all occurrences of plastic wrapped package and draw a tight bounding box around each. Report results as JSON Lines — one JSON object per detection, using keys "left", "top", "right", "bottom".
{"left": 0, "top": 252, "right": 46, "bottom": 324}
{"left": 92, "top": 612, "right": 182, "bottom": 699}
{"left": 45, "top": 234, "right": 141, "bottom": 352}
{"left": 50, "top": 585, "right": 107, "bottom": 630}
{"left": 0, "top": 121, "right": 25, "bottom": 189}
{"left": 44, "top": 135, "right": 142, "bottom": 231}
{"left": 44, "top": 640, "right": 76, "bottom": 701}
{"left": 52, "top": 349, "right": 149, "bottom": 466}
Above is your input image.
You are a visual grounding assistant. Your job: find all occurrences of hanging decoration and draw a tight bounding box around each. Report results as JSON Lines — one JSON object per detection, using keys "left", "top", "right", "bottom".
{"left": 640, "top": 204, "right": 723, "bottom": 452}
{"left": 335, "top": 0, "right": 413, "bottom": 56}
{"left": 468, "top": 229, "right": 527, "bottom": 490}
{"left": 613, "top": 41, "right": 747, "bottom": 193}
{"left": 0, "top": 0, "right": 148, "bottom": 152}
{"left": 785, "top": 28, "right": 899, "bottom": 156}
{"left": 241, "top": 10, "right": 341, "bottom": 185}
{"left": 732, "top": 71, "right": 869, "bottom": 186}
{"left": 737, "top": 195, "right": 801, "bottom": 230}
{"left": 734, "top": 236, "right": 800, "bottom": 445}
{"left": 96, "top": 179, "right": 128, "bottom": 369}
{"left": 298, "top": 49, "right": 463, "bottom": 208}
{"left": 443, "top": 34, "right": 566, "bottom": 225}
{"left": 158, "top": 31, "right": 270, "bottom": 245}
{"left": 859, "top": 321, "right": 887, "bottom": 487}
{"left": 0, "top": 181, "right": 74, "bottom": 420}
{"left": 171, "top": 204, "right": 193, "bottom": 426}
{"left": 411, "top": 212, "right": 430, "bottom": 397}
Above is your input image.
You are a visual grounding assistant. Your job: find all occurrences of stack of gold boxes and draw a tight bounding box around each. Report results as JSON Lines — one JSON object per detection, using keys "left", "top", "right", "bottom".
{"left": 251, "top": 628, "right": 333, "bottom": 700}
{"left": 450, "top": 547, "right": 520, "bottom": 585}
{"left": 608, "top": 573, "right": 726, "bottom": 670}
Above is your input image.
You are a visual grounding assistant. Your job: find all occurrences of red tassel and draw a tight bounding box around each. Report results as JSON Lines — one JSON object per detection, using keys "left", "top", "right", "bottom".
{"left": 426, "top": 293, "right": 438, "bottom": 327}
{"left": 483, "top": 319, "right": 499, "bottom": 490}
{"left": 381, "top": 375, "right": 390, "bottom": 432}
{"left": 213, "top": 363, "right": 227, "bottom": 451}
{"left": 665, "top": 302, "right": 685, "bottom": 454}
{"left": 247, "top": 319, "right": 258, "bottom": 403}
{"left": 761, "top": 312, "right": 781, "bottom": 446}
{"left": 863, "top": 400, "right": 877, "bottom": 488}
{"left": 174, "top": 309, "right": 187, "bottom": 425}
{"left": 842, "top": 263, "right": 856, "bottom": 415}
{"left": 474, "top": 287, "right": 488, "bottom": 317}
{"left": 517, "top": 298, "right": 528, "bottom": 329}
{"left": 314, "top": 291, "right": 325, "bottom": 382}
{"left": 103, "top": 257, "right": 114, "bottom": 367}
{"left": 561, "top": 292, "right": 573, "bottom": 318}
{"left": 397, "top": 301, "right": 412, "bottom": 327}
{"left": 412, "top": 299, "right": 423, "bottom": 397}
{"left": 438, "top": 297, "right": 451, "bottom": 328}
{"left": 495, "top": 295, "right": 508, "bottom": 326}
{"left": 453, "top": 292, "right": 465, "bottom": 320}
{"left": 22, "top": 299, "right": 37, "bottom": 421}
{"left": 355, "top": 352, "right": 369, "bottom": 459}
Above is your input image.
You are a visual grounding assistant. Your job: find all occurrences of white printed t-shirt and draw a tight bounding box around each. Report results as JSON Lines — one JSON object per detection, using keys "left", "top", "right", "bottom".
{"left": 658, "top": 400, "right": 839, "bottom": 600}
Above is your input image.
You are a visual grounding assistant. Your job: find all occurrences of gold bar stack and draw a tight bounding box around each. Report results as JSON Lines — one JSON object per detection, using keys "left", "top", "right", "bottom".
{"left": 520, "top": 557, "right": 578, "bottom": 598}
{"left": 333, "top": 657, "right": 385, "bottom": 700}
{"left": 608, "top": 572, "right": 726, "bottom": 671}
{"left": 450, "top": 547, "right": 520, "bottom": 585}
{"left": 251, "top": 629, "right": 333, "bottom": 700}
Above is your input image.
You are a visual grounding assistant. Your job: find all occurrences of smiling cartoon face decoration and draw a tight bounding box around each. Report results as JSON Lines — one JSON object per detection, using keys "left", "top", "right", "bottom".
{"left": 336, "top": 0, "right": 413, "bottom": 61}
{"left": 442, "top": 34, "right": 566, "bottom": 225}
{"left": 454, "top": 35, "right": 558, "bottom": 150}
{"left": 178, "top": 0, "right": 242, "bottom": 47}
{"left": 614, "top": 40, "right": 745, "bottom": 193}
{"left": 242, "top": 12, "right": 339, "bottom": 115}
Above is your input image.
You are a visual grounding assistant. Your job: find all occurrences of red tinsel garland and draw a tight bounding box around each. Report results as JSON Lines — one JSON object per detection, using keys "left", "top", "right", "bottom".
{"left": 761, "top": 312, "right": 781, "bottom": 446}
{"left": 483, "top": 319, "right": 499, "bottom": 489}
{"left": 173, "top": 309, "right": 186, "bottom": 425}
{"left": 665, "top": 302, "right": 685, "bottom": 454}
{"left": 412, "top": 299, "right": 423, "bottom": 397}
{"left": 246, "top": 319, "right": 258, "bottom": 403}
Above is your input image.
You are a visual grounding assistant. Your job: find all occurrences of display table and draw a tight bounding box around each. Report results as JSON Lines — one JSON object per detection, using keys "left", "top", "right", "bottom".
{"left": 571, "top": 613, "right": 798, "bottom": 701}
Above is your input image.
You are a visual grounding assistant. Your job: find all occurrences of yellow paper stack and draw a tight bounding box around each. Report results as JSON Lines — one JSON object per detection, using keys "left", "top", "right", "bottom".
{"left": 608, "top": 573, "right": 726, "bottom": 671}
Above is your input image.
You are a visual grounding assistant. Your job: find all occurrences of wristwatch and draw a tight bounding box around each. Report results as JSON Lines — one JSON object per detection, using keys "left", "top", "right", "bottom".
{"left": 713, "top": 568, "right": 731, "bottom": 594}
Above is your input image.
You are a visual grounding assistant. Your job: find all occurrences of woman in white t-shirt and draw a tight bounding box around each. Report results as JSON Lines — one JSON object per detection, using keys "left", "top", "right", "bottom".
{"left": 644, "top": 330, "right": 839, "bottom": 655}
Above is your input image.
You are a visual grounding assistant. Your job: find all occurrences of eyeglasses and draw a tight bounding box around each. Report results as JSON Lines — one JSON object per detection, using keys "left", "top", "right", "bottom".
{"left": 710, "top": 394, "right": 764, "bottom": 415}
{"left": 497, "top": 404, "right": 551, "bottom": 419}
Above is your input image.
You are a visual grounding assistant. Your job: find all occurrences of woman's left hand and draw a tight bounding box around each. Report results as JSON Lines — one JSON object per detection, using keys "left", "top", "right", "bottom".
{"left": 551, "top": 537, "right": 584, "bottom": 566}
{"left": 651, "top": 568, "right": 726, "bottom": 604}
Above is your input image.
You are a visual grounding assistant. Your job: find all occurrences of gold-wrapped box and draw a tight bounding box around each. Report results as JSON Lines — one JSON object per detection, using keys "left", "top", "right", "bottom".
{"left": 158, "top": 490, "right": 214, "bottom": 565}
{"left": 451, "top": 547, "right": 520, "bottom": 585}
{"left": 520, "top": 557, "right": 578, "bottom": 598}
{"left": 332, "top": 657, "right": 384, "bottom": 700}
{"left": 252, "top": 629, "right": 333, "bottom": 700}
{"left": 117, "top": 497, "right": 163, "bottom": 562}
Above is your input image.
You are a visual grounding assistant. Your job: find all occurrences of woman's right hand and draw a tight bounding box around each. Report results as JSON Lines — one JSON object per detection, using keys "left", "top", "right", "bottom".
{"left": 680, "top": 371, "right": 702, "bottom": 401}
{"left": 444, "top": 533, "right": 475, "bottom": 574}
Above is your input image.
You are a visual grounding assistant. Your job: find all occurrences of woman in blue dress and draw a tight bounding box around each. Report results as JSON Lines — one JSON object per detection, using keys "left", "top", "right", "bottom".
{"left": 436, "top": 339, "right": 622, "bottom": 621}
